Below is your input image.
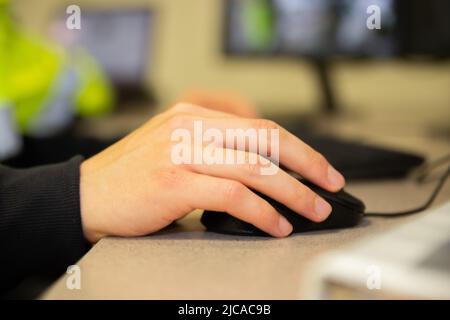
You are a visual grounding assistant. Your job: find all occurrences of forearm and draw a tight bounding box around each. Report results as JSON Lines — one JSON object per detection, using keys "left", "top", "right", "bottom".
{"left": 0, "top": 156, "right": 89, "bottom": 292}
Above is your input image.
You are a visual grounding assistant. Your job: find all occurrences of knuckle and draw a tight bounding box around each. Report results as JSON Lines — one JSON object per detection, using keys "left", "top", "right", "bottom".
{"left": 309, "top": 151, "right": 329, "bottom": 173}
{"left": 222, "top": 181, "right": 245, "bottom": 203}
{"left": 296, "top": 186, "right": 316, "bottom": 212}
{"left": 244, "top": 161, "right": 262, "bottom": 177}
{"left": 173, "top": 102, "right": 204, "bottom": 114}
{"left": 167, "top": 113, "right": 192, "bottom": 130}
{"left": 254, "top": 118, "right": 279, "bottom": 131}
{"left": 172, "top": 103, "right": 192, "bottom": 113}
{"left": 257, "top": 202, "right": 279, "bottom": 228}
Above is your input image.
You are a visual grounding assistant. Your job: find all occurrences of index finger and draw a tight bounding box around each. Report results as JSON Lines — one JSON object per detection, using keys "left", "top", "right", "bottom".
{"left": 200, "top": 118, "right": 346, "bottom": 192}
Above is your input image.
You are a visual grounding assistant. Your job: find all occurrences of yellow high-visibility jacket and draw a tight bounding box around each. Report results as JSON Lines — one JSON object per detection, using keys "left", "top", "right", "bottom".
{"left": 0, "top": 2, "right": 114, "bottom": 159}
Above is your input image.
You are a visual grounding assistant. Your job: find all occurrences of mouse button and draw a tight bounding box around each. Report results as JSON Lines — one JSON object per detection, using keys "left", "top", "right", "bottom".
{"left": 298, "top": 180, "right": 364, "bottom": 212}
{"left": 338, "top": 191, "right": 366, "bottom": 212}
{"left": 328, "top": 203, "right": 364, "bottom": 228}
{"left": 302, "top": 183, "right": 354, "bottom": 208}
{"left": 334, "top": 191, "right": 366, "bottom": 211}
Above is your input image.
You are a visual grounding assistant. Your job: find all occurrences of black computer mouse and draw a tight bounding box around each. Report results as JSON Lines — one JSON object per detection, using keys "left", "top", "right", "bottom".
{"left": 201, "top": 179, "right": 365, "bottom": 236}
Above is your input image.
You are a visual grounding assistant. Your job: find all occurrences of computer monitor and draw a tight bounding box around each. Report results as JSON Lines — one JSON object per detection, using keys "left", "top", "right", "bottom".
{"left": 224, "top": 0, "right": 398, "bottom": 58}
{"left": 223, "top": 0, "right": 450, "bottom": 112}
{"left": 54, "top": 8, "right": 155, "bottom": 103}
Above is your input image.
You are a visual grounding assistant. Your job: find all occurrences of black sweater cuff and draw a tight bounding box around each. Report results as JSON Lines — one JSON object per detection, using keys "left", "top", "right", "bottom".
{"left": 0, "top": 156, "right": 89, "bottom": 290}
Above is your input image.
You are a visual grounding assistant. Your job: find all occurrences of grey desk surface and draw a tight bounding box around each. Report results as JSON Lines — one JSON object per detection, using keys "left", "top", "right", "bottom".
{"left": 42, "top": 112, "right": 450, "bottom": 299}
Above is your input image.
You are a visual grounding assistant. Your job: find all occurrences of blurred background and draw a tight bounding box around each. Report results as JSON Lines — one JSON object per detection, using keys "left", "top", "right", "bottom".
{"left": 7, "top": 0, "right": 450, "bottom": 115}
{"left": 1, "top": 0, "right": 449, "bottom": 175}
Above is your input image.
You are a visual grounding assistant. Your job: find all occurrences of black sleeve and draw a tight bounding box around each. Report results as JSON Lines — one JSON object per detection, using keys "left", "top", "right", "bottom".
{"left": 0, "top": 156, "right": 90, "bottom": 292}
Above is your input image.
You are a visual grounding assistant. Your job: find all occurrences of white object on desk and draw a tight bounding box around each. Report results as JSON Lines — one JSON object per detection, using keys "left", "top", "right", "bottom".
{"left": 303, "top": 202, "right": 450, "bottom": 299}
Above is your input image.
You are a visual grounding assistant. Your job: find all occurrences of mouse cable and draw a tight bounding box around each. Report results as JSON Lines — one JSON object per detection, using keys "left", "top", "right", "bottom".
{"left": 365, "top": 162, "right": 450, "bottom": 218}
{"left": 414, "top": 153, "right": 450, "bottom": 183}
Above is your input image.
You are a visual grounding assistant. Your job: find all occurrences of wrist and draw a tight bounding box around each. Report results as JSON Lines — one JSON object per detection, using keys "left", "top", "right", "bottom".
{"left": 79, "top": 159, "right": 105, "bottom": 244}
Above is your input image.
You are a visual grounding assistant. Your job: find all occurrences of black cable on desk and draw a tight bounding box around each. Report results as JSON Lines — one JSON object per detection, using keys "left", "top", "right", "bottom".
{"left": 365, "top": 163, "right": 450, "bottom": 218}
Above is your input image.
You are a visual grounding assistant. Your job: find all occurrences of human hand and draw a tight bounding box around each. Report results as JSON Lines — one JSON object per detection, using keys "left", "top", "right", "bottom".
{"left": 176, "top": 88, "right": 260, "bottom": 118}
{"left": 80, "top": 103, "right": 345, "bottom": 243}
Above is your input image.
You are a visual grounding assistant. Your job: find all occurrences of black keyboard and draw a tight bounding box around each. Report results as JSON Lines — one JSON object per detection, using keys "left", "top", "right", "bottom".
{"left": 290, "top": 129, "right": 425, "bottom": 180}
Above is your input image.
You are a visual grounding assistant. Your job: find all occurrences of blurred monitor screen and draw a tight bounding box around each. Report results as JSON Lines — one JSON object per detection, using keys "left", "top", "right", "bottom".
{"left": 224, "top": 0, "right": 450, "bottom": 58}
{"left": 65, "top": 9, "right": 152, "bottom": 86}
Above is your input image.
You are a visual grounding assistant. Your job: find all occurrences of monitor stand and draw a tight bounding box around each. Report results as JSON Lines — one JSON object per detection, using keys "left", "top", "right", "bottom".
{"left": 312, "top": 58, "right": 338, "bottom": 114}
{"left": 267, "top": 58, "right": 340, "bottom": 134}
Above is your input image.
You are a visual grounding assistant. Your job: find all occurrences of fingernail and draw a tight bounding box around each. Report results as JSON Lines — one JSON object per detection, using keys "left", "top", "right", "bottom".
{"left": 328, "top": 165, "right": 345, "bottom": 189}
{"left": 314, "top": 196, "right": 332, "bottom": 220}
{"left": 278, "top": 216, "right": 293, "bottom": 236}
